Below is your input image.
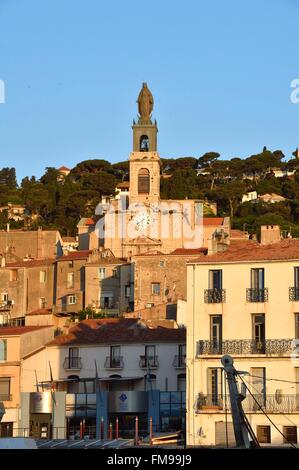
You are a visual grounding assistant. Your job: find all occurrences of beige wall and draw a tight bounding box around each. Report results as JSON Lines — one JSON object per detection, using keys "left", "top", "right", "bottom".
{"left": 0, "top": 230, "right": 62, "bottom": 260}
{"left": 133, "top": 254, "right": 199, "bottom": 310}
{"left": 187, "top": 258, "right": 299, "bottom": 446}
{"left": 55, "top": 258, "right": 87, "bottom": 313}
{"left": 85, "top": 263, "right": 132, "bottom": 314}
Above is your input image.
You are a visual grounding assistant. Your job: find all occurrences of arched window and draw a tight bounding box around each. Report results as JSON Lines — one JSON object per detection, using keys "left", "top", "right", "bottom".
{"left": 138, "top": 168, "right": 150, "bottom": 194}
{"left": 144, "top": 373, "right": 156, "bottom": 391}
{"left": 140, "top": 135, "right": 149, "bottom": 152}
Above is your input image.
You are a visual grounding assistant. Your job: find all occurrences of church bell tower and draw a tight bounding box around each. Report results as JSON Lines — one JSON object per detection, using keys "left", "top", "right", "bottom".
{"left": 129, "top": 83, "right": 161, "bottom": 205}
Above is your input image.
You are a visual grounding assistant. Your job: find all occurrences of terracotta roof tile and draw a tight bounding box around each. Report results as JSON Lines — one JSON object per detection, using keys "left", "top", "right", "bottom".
{"left": 47, "top": 318, "right": 185, "bottom": 347}
{"left": 190, "top": 239, "right": 299, "bottom": 264}
{"left": 57, "top": 250, "right": 91, "bottom": 261}
{"left": 4, "top": 259, "right": 55, "bottom": 268}
{"left": 26, "top": 308, "right": 52, "bottom": 316}
{"left": 0, "top": 326, "right": 52, "bottom": 336}
{"left": 202, "top": 217, "right": 225, "bottom": 226}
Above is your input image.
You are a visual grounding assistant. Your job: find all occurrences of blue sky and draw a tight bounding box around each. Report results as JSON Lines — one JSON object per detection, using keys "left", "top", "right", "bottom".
{"left": 0, "top": 0, "right": 299, "bottom": 182}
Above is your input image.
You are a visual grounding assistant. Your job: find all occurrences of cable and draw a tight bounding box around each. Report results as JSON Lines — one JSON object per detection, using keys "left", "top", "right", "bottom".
{"left": 247, "top": 373, "right": 299, "bottom": 385}
{"left": 238, "top": 374, "right": 298, "bottom": 449}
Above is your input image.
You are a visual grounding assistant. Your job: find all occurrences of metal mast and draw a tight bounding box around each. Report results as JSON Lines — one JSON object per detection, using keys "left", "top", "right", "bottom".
{"left": 221, "top": 355, "right": 259, "bottom": 448}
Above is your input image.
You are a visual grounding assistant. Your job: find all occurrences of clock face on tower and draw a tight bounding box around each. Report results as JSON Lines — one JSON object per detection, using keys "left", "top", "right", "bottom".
{"left": 133, "top": 211, "right": 151, "bottom": 232}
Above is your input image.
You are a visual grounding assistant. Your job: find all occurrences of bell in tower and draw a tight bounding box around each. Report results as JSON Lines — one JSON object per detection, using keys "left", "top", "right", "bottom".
{"left": 132, "top": 82, "right": 158, "bottom": 152}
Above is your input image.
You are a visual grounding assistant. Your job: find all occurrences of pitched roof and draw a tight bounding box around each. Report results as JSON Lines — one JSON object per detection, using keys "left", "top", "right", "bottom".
{"left": 4, "top": 259, "right": 55, "bottom": 268}
{"left": 26, "top": 308, "right": 52, "bottom": 316}
{"left": 57, "top": 250, "right": 91, "bottom": 261}
{"left": 171, "top": 248, "right": 207, "bottom": 255}
{"left": 0, "top": 326, "right": 52, "bottom": 337}
{"left": 58, "top": 166, "right": 71, "bottom": 172}
{"left": 202, "top": 217, "right": 225, "bottom": 226}
{"left": 190, "top": 238, "right": 299, "bottom": 264}
{"left": 47, "top": 318, "right": 185, "bottom": 347}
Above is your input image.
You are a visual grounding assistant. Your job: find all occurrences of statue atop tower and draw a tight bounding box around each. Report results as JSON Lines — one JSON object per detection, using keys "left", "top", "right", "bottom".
{"left": 137, "top": 82, "right": 154, "bottom": 124}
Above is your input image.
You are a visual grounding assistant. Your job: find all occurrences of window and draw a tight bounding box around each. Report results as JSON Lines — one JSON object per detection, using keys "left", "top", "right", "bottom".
{"left": 68, "top": 348, "right": 79, "bottom": 369}
{"left": 138, "top": 168, "right": 150, "bottom": 194}
{"left": 0, "top": 422, "right": 13, "bottom": 437}
{"left": 177, "top": 374, "right": 186, "bottom": 392}
{"left": 67, "top": 272, "right": 74, "bottom": 288}
{"left": 112, "top": 268, "right": 117, "bottom": 278}
{"left": 209, "top": 270, "right": 222, "bottom": 290}
{"left": 39, "top": 297, "right": 46, "bottom": 309}
{"left": 295, "top": 314, "right": 299, "bottom": 339}
{"left": 0, "top": 340, "right": 7, "bottom": 361}
{"left": 256, "top": 425, "right": 271, "bottom": 444}
{"left": 145, "top": 345, "right": 156, "bottom": 367}
{"left": 251, "top": 268, "right": 264, "bottom": 289}
{"left": 9, "top": 270, "right": 17, "bottom": 282}
{"left": 178, "top": 344, "right": 186, "bottom": 367}
{"left": 110, "top": 345, "right": 121, "bottom": 368}
{"left": 159, "top": 260, "right": 166, "bottom": 268}
{"left": 0, "top": 377, "right": 11, "bottom": 401}
{"left": 0, "top": 293, "right": 8, "bottom": 305}
{"left": 98, "top": 268, "right": 106, "bottom": 280}
{"left": 39, "top": 271, "right": 46, "bottom": 283}
{"left": 295, "top": 267, "right": 299, "bottom": 289}
{"left": 252, "top": 315, "right": 265, "bottom": 352}
{"left": 68, "top": 261, "right": 73, "bottom": 268}
{"left": 283, "top": 426, "right": 297, "bottom": 444}
{"left": 151, "top": 283, "right": 161, "bottom": 295}
{"left": 68, "top": 295, "right": 77, "bottom": 305}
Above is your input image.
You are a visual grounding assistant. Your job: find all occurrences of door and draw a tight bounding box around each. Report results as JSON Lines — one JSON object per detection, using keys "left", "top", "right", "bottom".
{"left": 252, "top": 315, "right": 265, "bottom": 353}
{"left": 69, "top": 347, "right": 79, "bottom": 368}
{"left": 110, "top": 345, "right": 121, "bottom": 368}
{"left": 207, "top": 368, "right": 223, "bottom": 406}
{"left": 210, "top": 316, "right": 222, "bottom": 353}
{"left": 145, "top": 345, "right": 156, "bottom": 368}
{"left": 30, "top": 414, "right": 52, "bottom": 439}
{"left": 215, "top": 421, "right": 236, "bottom": 447}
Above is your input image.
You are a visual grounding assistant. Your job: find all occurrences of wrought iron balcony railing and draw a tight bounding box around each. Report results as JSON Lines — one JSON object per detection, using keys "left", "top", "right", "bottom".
{"left": 197, "top": 339, "right": 294, "bottom": 356}
{"left": 173, "top": 355, "right": 186, "bottom": 368}
{"left": 246, "top": 288, "right": 268, "bottom": 302}
{"left": 139, "top": 355, "right": 159, "bottom": 369}
{"left": 204, "top": 289, "right": 226, "bottom": 303}
{"left": 196, "top": 394, "right": 299, "bottom": 414}
{"left": 289, "top": 287, "right": 299, "bottom": 301}
{"left": 104, "top": 356, "right": 124, "bottom": 370}
{"left": 63, "top": 357, "right": 82, "bottom": 370}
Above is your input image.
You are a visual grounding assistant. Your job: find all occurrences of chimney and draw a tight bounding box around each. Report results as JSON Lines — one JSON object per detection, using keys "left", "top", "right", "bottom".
{"left": 260, "top": 225, "right": 281, "bottom": 244}
{"left": 6, "top": 223, "right": 9, "bottom": 232}
{"left": 207, "top": 229, "right": 229, "bottom": 255}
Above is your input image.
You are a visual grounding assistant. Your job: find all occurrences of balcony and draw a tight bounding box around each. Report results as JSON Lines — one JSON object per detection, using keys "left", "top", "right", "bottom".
{"left": 0, "top": 301, "right": 13, "bottom": 311}
{"left": 196, "top": 394, "right": 299, "bottom": 414}
{"left": 0, "top": 394, "right": 12, "bottom": 401}
{"left": 197, "top": 339, "right": 294, "bottom": 356}
{"left": 63, "top": 357, "right": 82, "bottom": 370}
{"left": 139, "top": 355, "right": 159, "bottom": 369}
{"left": 173, "top": 355, "right": 186, "bottom": 368}
{"left": 289, "top": 287, "right": 299, "bottom": 301}
{"left": 204, "top": 289, "right": 226, "bottom": 303}
{"left": 246, "top": 288, "right": 268, "bottom": 302}
{"left": 104, "top": 356, "right": 124, "bottom": 370}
